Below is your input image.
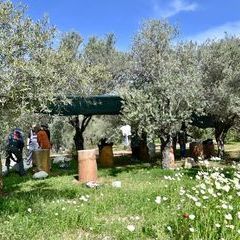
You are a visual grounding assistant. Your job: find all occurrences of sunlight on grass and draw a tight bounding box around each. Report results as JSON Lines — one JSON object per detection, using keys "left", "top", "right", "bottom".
{"left": 1, "top": 154, "right": 240, "bottom": 239}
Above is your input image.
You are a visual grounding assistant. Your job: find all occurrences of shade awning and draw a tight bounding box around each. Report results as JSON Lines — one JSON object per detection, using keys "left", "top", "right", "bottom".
{"left": 48, "top": 95, "right": 123, "bottom": 116}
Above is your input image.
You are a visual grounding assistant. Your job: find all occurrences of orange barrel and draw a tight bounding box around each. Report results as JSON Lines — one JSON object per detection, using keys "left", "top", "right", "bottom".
{"left": 203, "top": 143, "right": 215, "bottom": 159}
{"left": 99, "top": 145, "right": 113, "bottom": 167}
{"left": 189, "top": 142, "right": 203, "bottom": 159}
{"left": 32, "top": 149, "right": 51, "bottom": 174}
{"left": 78, "top": 149, "right": 97, "bottom": 183}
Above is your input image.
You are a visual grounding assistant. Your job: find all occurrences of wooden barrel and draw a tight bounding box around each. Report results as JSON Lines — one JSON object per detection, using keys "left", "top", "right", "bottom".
{"left": 99, "top": 145, "right": 113, "bottom": 167}
{"left": 189, "top": 142, "right": 203, "bottom": 159}
{"left": 78, "top": 149, "right": 97, "bottom": 183}
{"left": 32, "top": 149, "right": 51, "bottom": 173}
{"left": 203, "top": 143, "right": 215, "bottom": 159}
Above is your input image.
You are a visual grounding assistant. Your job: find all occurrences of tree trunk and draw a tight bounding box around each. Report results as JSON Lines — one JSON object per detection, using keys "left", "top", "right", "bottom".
{"left": 69, "top": 115, "right": 92, "bottom": 151}
{"left": 73, "top": 123, "right": 84, "bottom": 151}
{"left": 172, "top": 135, "right": 177, "bottom": 157}
{"left": 0, "top": 156, "right": 3, "bottom": 195}
{"left": 55, "top": 142, "right": 60, "bottom": 153}
{"left": 215, "top": 126, "right": 225, "bottom": 159}
{"left": 161, "top": 135, "right": 175, "bottom": 169}
{"left": 214, "top": 118, "right": 234, "bottom": 158}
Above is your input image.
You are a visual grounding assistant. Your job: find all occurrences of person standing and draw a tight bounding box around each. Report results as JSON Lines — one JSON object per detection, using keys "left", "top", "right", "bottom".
{"left": 120, "top": 125, "right": 131, "bottom": 147}
{"left": 5, "top": 129, "right": 25, "bottom": 176}
{"left": 26, "top": 125, "right": 39, "bottom": 165}
{"left": 178, "top": 122, "right": 192, "bottom": 159}
{"left": 35, "top": 125, "right": 51, "bottom": 173}
{"left": 37, "top": 126, "right": 51, "bottom": 150}
{"left": 41, "top": 124, "right": 50, "bottom": 142}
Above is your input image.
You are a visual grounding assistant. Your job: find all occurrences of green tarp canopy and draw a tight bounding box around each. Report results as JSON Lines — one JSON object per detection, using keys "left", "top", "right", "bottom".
{"left": 48, "top": 95, "right": 123, "bottom": 116}
{"left": 48, "top": 95, "right": 216, "bottom": 130}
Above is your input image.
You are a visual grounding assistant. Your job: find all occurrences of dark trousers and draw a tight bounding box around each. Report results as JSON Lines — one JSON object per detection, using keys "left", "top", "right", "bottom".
{"left": 180, "top": 144, "right": 186, "bottom": 158}
{"left": 6, "top": 147, "right": 25, "bottom": 176}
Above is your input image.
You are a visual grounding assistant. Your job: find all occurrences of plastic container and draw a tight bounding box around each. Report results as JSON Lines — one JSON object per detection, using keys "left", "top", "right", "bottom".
{"left": 202, "top": 139, "right": 215, "bottom": 159}
{"left": 78, "top": 149, "right": 97, "bottom": 183}
{"left": 32, "top": 149, "right": 51, "bottom": 174}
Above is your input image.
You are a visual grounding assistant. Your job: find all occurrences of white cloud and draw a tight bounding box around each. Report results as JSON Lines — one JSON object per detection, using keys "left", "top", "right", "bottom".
{"left": 185, "top": 21, "right": 240, "bottom": 43}
{"left": 153, "top": 0, "right": 198, "bottom": 18}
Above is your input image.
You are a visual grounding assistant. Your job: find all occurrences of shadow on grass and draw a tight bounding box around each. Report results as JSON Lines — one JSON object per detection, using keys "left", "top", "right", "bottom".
{"left": 1, "top": 160, "right": 79, "bottom": 196}
{"left": 108, "top": 164, "right": 154, "bottom": 177}
{"left": 0, "top": 185, "right": 81, "bottom": 216}
{"left": 0, "top": 161, "right": 85, "bottom": 216}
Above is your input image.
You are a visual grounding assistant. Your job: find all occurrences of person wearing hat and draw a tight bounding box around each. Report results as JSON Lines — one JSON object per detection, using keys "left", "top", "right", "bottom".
{"left": 5, "top": 129, "right": 25, "bottom": 176}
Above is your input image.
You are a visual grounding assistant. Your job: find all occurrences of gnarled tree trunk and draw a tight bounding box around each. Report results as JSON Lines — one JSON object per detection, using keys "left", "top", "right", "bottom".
{"left": 214, "top": 116, "right": 235, "bottom": 158}
{"left": 69, "top": 115, "right": 92, "bottom": 151}
{"left": 161, "top": 135, "right": 175, "bottom": 169}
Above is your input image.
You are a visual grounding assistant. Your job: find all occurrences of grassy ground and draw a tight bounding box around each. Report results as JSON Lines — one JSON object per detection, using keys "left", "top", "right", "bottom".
{"left": 1, "top": 143, "right": 240, "bottom": 240}
{"left": 225, "top": 142, "right": 240, "bottom": 160}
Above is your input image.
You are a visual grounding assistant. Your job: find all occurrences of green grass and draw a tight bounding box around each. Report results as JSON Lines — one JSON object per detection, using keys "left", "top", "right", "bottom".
{"left": 225, "top": 142, "right": 240, "bottom": 160}
{"left": 1, "top": 151, "right": 240, "bottom": 239}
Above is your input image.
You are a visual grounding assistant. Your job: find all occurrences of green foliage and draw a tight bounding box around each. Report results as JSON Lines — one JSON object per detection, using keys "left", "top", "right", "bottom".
{"left": 84, "top": 116, "right": 122, "bottom": 148}
{"left": 200, "top": 36, "right": 240, "bottom": 122}
{"left": 225, "top": 129, "right": 240, "bottom": 143}
{"left": 188, "top": 126, "right": 214, "bottom": 141}
{"left": 82, "top": 34, "right": 129, "bottom": 95}
{"left": 50, "top": 118, "right": 64, "bottom": 152}
{"left": 0, "top": 1, "right": 80, "bottom": 136}
{"left": 121, "top": 20, "right": 203, "bottom": 140}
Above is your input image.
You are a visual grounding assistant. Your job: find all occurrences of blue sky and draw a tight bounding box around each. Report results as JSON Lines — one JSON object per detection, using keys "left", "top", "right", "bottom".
{"left": 12, "top": 0, "right": 240, "bottom": 51}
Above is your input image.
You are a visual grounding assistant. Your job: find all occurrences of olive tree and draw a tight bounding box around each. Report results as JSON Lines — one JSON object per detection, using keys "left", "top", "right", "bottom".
{"left": 0, "top": 1, "right": 82, "bottom": 131}
{"left": 67, "top": 34, "right": 128, "bottom": 150}
{"left": 0, "top": 1, "right": 51, "bottom": 190}
{"left": 0, "top": 1, "right": 86, "bottom": 190}
{"left": 199, "top": 36, "right": 240, "bottom": 157}
{"left": 121, "top": 20, "right": 203, "bottom": 168}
